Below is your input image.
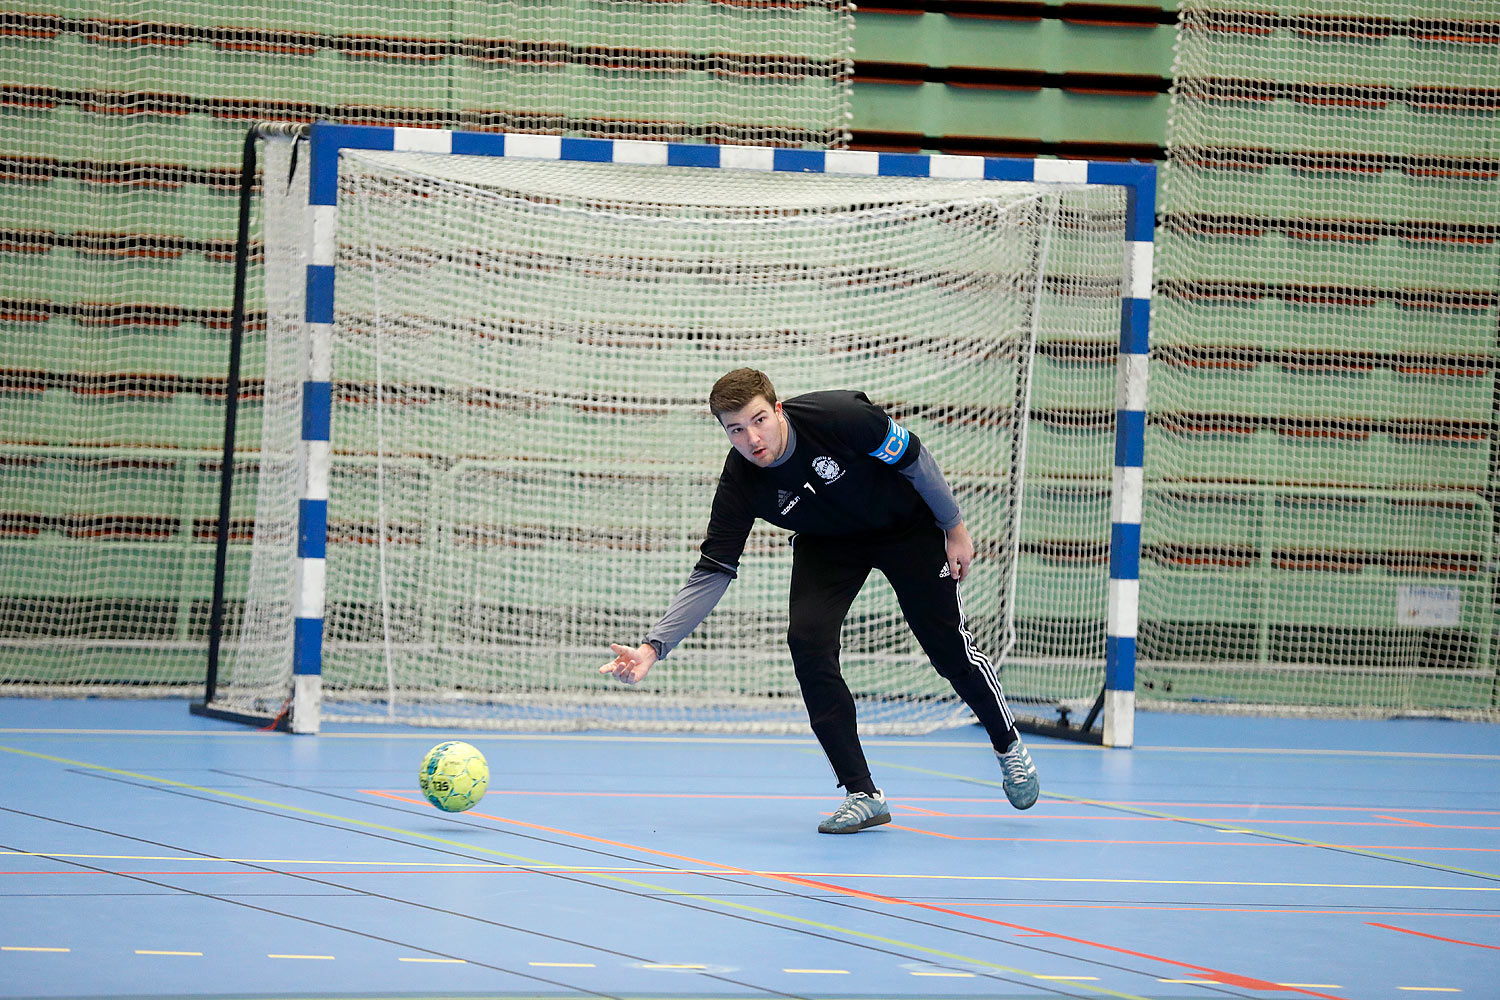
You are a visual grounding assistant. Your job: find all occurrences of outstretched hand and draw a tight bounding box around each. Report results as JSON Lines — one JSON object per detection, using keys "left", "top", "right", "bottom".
{"left": 599, "top": 642, "right": 657, "bottom": 685}
{"left": 945, "top": 522, "right": 974, "bottom": 582}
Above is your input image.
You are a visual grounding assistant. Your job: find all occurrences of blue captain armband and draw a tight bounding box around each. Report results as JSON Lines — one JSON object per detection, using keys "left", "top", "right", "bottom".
{"left": 869, "top": 418, "right": 911, "bottom": 465}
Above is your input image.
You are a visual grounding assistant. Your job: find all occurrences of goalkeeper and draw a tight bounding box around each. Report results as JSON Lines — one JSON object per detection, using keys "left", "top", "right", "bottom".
{"left": 600, "top": 368, "right": 1040, "bottom": 833}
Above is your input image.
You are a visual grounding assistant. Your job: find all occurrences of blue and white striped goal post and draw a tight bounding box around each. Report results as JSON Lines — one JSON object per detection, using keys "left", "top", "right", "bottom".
{"left": 291, "top": 121, "right": 1153, "bottom": 746}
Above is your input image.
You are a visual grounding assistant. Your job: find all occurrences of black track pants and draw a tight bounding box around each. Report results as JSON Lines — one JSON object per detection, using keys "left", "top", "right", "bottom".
{"left": 786, "top": 521, "right": 1019, "bottom": 790}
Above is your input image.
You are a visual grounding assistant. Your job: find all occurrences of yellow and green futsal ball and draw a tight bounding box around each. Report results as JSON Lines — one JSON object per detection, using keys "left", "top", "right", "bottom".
{"left": 418, "top": 740, "right": 489, "bottom": 812}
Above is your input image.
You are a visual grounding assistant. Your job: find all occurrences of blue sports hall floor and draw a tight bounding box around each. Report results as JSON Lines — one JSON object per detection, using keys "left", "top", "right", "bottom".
{"left": 1, "top": 698, "right": 1496, "bottom": 1000}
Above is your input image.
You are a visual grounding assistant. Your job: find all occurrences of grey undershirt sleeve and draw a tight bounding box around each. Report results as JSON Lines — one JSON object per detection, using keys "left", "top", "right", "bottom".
{"left": 643, "top": 566, "right": 734, "bottom": 659}
{"left": 901, "top": 446, "right": 964, "bottom": 531}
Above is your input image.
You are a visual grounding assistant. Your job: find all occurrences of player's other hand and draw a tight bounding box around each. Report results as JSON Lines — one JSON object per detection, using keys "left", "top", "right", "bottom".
{"left": 599, "top": 642, "right": 657, "bottom": 685}
{"left": 945, "top": 522, "right": 974, "bottom": 582}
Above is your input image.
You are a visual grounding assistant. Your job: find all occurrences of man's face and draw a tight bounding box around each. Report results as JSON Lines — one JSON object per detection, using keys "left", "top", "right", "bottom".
{"left": 718, "top": 395, "right": 787, "bottom": 467}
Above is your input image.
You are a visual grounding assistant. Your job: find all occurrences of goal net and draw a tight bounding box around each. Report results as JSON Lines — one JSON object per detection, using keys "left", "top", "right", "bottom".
{"left": 1151, "top": 2, "right": 1500, "bottom": 718}
{"left": 0, "top": 2, "right": 852, "bottom": 699}
{"left": 211, "top": 131, "right": 1134, "bottom": 733}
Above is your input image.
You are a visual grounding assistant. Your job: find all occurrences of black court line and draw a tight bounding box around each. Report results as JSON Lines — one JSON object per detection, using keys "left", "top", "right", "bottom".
{"left": 209, "top": 769, "right": 1271, "bottom": 1000}
{"left": 66, "top": 770, "right": 1112, "bottom": 1000}
{"left": 900, "top": 765, "right": 1500, "bottom": 886}
{"left": 45, "top": 766, "right": 1140, "bottom": 1000}
{"left": 4, "top": 802, "right": 820, "bottom": 1000}
{"left": 0, "top": 825, "right": 622, "bottom": 998}
{"left": 2, "top": 802, "right": 800, "bottom": 1000}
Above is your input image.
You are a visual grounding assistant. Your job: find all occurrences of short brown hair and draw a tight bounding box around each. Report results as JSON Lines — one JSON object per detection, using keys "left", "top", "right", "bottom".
{"left": 709, "top": 368, "right": 777, "bottom": 420}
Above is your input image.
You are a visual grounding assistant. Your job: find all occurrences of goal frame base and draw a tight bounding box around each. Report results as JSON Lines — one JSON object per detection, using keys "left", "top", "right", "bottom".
{"left": 189, "top": 700, "right": 292, "bottom": 732}
{"left": 1013, "top": 685, "right": 1107, "bottom": 745}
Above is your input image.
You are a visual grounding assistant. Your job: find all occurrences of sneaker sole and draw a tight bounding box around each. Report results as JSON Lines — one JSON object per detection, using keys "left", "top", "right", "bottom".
{"left": 1006, "top": 789, "right": 1039, "bottom": 810}
{"left": 817, "top": 812, "right": 892, "bottom": 834}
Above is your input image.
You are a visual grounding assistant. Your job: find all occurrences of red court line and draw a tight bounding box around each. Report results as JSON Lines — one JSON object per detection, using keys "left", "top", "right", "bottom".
{"left": 890, "top": 825, "right": 1299, "bottom": 844}
{"left": 885, "top": 826, "right": 1498, "bottom": 851}
{"left": 771, "top": 875, "right": 1346, "bottom": 1000}
{"left": 889, "top": 804, "right": 956, "bottom": 817}
{"left": 1102, "top": 803, "right": 1500, "bottom": 816}
{"left": 1368, "top": 922, "right": 1500, "bottom": 950}
{"left": 959, "top": 905, "right": 1500, "bottom": 917}
{"left": 893, "top": 815, "right": 1500, "bottom": 830}
{"left": 9, "top": 869, "right": 1500, "bottom": 899}
{"left": 463, "top": 791, "right": 1500, "bottom": 816}
{"left": 3, "top": 869, "right": 718, "bottom": 876}
{"left": 366, "top": 789, "right": 1348, "bottom": 1000}
{"left": 479, "top": 790, "right": 846, "bottom": 800}
{"left": 1095, "top": 801, "right": 1500, "bottom": 816}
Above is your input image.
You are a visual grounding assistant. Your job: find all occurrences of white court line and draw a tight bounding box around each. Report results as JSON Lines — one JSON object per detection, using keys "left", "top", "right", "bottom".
{"left": 3, "top": 728, "right": 1493, "bottom": 761}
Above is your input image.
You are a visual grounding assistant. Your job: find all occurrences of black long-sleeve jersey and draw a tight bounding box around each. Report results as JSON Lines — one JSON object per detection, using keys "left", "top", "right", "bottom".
{"left": 694, "top": 389, "right": 927, "bottom": 577}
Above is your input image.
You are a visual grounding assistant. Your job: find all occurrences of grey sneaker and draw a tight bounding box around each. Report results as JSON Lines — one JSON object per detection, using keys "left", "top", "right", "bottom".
{"left": 817, "top": 790, "right": 891, "bottom": 834}
{"left": 996, "top": 737, "right": 1040, "bottom": 809}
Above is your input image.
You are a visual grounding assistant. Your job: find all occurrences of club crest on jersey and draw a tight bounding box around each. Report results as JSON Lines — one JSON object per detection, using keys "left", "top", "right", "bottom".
{"left": 811, "top": 456, "right": 843, "bottom": 483}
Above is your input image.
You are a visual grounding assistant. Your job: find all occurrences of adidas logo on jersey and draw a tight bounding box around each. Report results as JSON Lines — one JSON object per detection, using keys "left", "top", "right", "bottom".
{"left": 938, "top": 564, "right": 951, "bottom": 579}
{"left": 777, "top": 490, "right": 792, "bottom": 507}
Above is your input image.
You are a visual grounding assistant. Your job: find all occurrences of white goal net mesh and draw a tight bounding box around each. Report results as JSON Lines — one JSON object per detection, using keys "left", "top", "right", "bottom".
{"left": 0, "top": 1, "right": 852, "bottom": 698}
{"left": 221, "top": 141, "right": 1128, "bottom": 731}
{"left": 1151, "top": 2, "right": 1500, "bottom": 717}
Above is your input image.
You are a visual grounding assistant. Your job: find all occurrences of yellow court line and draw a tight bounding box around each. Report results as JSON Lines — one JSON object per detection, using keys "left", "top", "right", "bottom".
{"left": 0, "top": 743, "right": 1159, "bottom": 1000}
{"left": 6, "top": 850, "right": 1495, "bottom": 892}
{"left": 1396, "top": 989, "right": 1461, "bottom": 993}
{"left": 640, "top": 963, "right": 707, "bottom": 970}
{"left": 2, "top": 946, "right": 69, "bottom": 952}
{"left": 528, "top": 962, "right": 594, "bottom": 968}
{"left": 868, "top": 756, "right": 1500, "bottom": 884}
